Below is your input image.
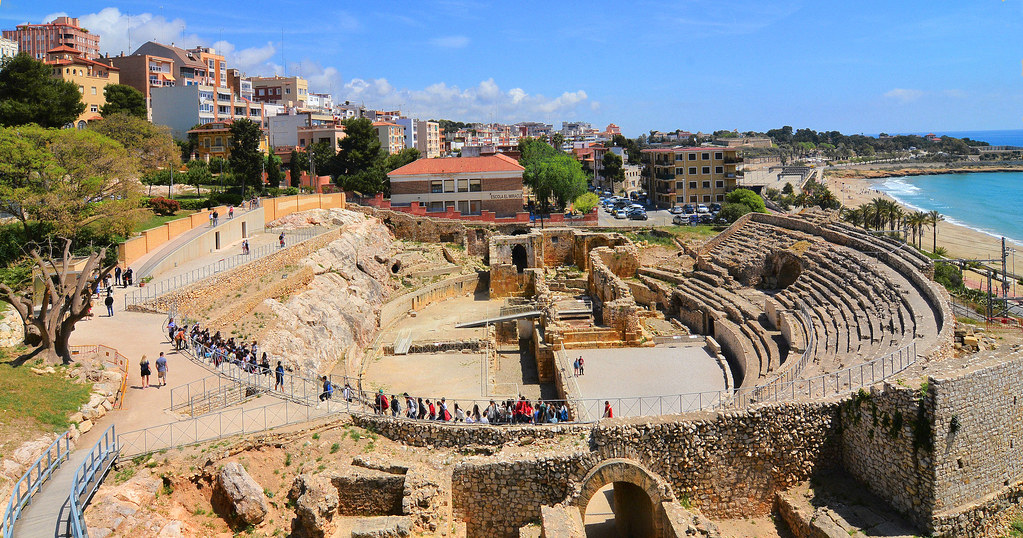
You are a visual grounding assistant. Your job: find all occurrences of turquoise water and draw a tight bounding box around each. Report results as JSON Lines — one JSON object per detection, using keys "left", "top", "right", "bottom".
{"left": 870, "top": 172, "right": 1023, "bottom": 245}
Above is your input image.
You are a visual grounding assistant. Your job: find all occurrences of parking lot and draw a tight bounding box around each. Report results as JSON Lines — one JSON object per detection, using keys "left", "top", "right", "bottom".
{"left": 594, "top": 197, "right": 716, "bottom": 228}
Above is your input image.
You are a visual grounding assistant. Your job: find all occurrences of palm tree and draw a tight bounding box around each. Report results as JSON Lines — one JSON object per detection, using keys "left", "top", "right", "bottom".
{"left": 928, "top": 210, "right": 944, "bottom": 253}
{"left": 859, "top": 203, "right": 876, "bottom": 230}
{"left": 870, "top": 198, "right": 887, "bottom": 230}
{"left": 842, "top": 207, "right": 863, "bottom": 228}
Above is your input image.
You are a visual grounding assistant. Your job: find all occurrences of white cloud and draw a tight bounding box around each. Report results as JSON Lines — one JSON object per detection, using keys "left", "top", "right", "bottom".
{"left": 79, "top": 8, "right": 200, "bottom": 56}
{"left": 338, "top": 77, "right": 592, "bottom": 122}
{"left": 883, "top": 88, "right": 924, "bottom": 103}
{"left": 943, "top": 89, "right": 967, "bottom": 98}
{"left": 212, "top": 40, "right": 276, "bottom": 72}
{"left": 430, "top": 35, "right": 470, "bottom": 48}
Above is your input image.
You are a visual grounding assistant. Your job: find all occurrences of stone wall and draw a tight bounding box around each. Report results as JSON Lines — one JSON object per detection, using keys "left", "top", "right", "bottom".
{"left": 330, "top": 466, "right": 405, "bottom": 516}
{"left": 379, "top": 273, "right": 481, "bottom": 328}
{"left": 347, "top": 205, "right": 491, "bottom": 257}
{"left": 352, "top": 414, "right": 591, "bottom": 448}
{"left": 490, "top": 264, "right": 536, "bottom": 298}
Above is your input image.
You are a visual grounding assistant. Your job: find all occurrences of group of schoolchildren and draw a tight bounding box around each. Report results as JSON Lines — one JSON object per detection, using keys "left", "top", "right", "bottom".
{"left": 372, "top": 393, "right": 571, "bottom": 424}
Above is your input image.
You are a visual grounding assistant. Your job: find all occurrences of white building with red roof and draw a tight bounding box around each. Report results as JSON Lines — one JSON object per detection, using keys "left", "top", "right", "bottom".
{"left": 387, "top": 154, "right": 525, "bottom": 217}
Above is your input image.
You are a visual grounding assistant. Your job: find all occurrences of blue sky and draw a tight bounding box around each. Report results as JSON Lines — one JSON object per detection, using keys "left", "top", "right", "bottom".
{"left": 2, "top": 1, "right": 1022, "bottom": 136}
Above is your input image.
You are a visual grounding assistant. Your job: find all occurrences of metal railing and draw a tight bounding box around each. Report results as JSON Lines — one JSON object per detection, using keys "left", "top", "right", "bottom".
{"left": 69, "top": 425, "right": 117, "bottom": 538}
{"left": 70, "top": 345, "right": 130, "bottom": 410}
{"left": 123, "top": 226, "right": 330, "bottom": 309}
{"left": 169, "top": 374, "right": 252, "bottom": 416}
{"left": 2, "top": 432, "right": 73, "bottom": 538}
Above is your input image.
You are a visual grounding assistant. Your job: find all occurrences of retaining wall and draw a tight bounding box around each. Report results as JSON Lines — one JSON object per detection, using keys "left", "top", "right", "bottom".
{"left": 379, "top": 273, "right": 482, "bottom": 328}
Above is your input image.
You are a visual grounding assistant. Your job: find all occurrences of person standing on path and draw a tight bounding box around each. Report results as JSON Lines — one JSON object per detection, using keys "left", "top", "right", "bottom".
{"left": 279, "top": 232, "right": 285, "bottom": 248}
{"left": 124, "top": 268, "right": 133, "bottom": 287}
{"left": 209, "top": 212, "right": 214, "bottom": 227}
{"left": 578, "top": 356, "right": 584, "bottom": 376}
{"left": 155, "top": 352, "right": 168, "bottom": 387}
{"left": 114, "top": 266, "right": 122, "bottom": 286}
{"left": 274, "top": 361, "right": 284, "bottom": 391}
{"left": 602, "top": 401, "right": 613, "bottom": 419}
{"left": 104, "top": 290, "right": 114, "bottom": 317}
{"left": 573, "top": 357, "right": 579, "bottom": 377}
{"left": 139, "top": 355, "right": 151, "bottom": 388}
{"left": 228, "top": 205, "right": 234, "bottom": 219}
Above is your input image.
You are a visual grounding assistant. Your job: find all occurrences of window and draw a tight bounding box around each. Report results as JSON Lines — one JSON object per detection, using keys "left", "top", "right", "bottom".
{"left": 716, "top": 194, "right": 725, "bottom": 202}
{"left": 689, "top": 181, "right": 697, "bottom": 189}
{"left": 469, "top": 179, "right": 482, "bottom": 192}
{"left": 456, "top": 200, "right": 470, "bottom": 214}
{"left": 443, "top": 179, "right": 455, "bottom": 193}
{"left": 688, "top": 167, "right": 697, "bottom": 175}
{"left": 702, "top": 181, "right": 711, "bottom": 188}
{"left": 78, "top": 85, "right": 84, "bottom": 93}
{"left": 430, "top": 180, "right": 443, "bottom": 193}
{"left": 469, "top": 200, "right": 482, "bottom": 215}
{"left": 715, "top": 152, "right": 723, "bottom": 160}
{"left": 687, "top": 153, "right": 696, "bottom": 161}
{"left": 702, "top": 166, "right": 710, "bottom": 175}
{"left": 457, "top": 179, "right": 469, "bottom": 193}
{"left": 428, "top": 201, "right": 444, "bottom": 212}
{"left": 715, "top": 166, "right": 723, "bottom": 174}
{"left": 90, "top": 86, "right": 96, "bottom": 95}
{"left": 676, "top": 195, "right": 685, "bottom": 203}
{"left": 690, "top": 195, "right": 698, "bottom": 202}
{"left": 701, "top": 153, "right": 710, "bottom": 160}
{"left": 716, "top": 180, "right": 724, "bottom": 188}
{"left": 673, "top": 181, "right": 683, "bottom": 190}
{"left": 285, "top": 88, "right": 291, "bottom": 94}
{"left": 703, "top": 195, "right": 711, "bottom": 202}
{"left": 214, "top": 137, "right": 222, "bottom": 146}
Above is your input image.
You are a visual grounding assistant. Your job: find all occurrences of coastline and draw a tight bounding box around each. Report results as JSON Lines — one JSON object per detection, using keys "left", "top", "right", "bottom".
{"left": 823, "top": 172, "right": 1023, "bottom": 262}
{"left": 828, "top": 164, "right": 1023, "bottom": 180}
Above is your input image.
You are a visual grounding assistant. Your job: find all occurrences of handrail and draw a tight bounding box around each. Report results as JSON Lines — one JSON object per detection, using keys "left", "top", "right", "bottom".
{"left": 1, "top": 432, "right": 73, "bottom": 538}
{"left": 123, "top": 226, "right": 329, "bottom": 309}
{"left": 69, "top": 424, "right": 118, "bottom": 538}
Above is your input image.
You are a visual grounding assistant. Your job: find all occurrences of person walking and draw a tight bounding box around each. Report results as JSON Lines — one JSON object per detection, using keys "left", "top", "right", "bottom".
{"left": 228, "top": 205, "right": 234, "bottom": 219}
{"left": 167, "top": 318, "right": 176, "bottom": 343}
{"left": 155, "top": 352, "right": 168, "bottom": 387}
{"left": 124, "top": 268, "right": 133, "bottom": 287}
{"left": 209, "top": 212, "right": 214, "bottom": 227}
{"left": 578, "top": 356, "right": 585, "bottom": 376}
{"left": 343, "top": 382, "right": 353, "bottom": 403}
{"left": 212, "top": 210, "right": 219, "bottom": 226}
{"left": 114, "top": 266, "right": 122, "bottom": 286}
{"left": 274, "top": 361, "right": 285, "bottom": 391}
{"left": 602, "top": 400, "right": 613, "bottom": 419}
{"left": 279, "top": 232, "right": 285, "bottom": 248}
{"left": 390, "top": 394, "right": 400, "bottom": 417}
{"left": 319, "top": 376, "right": 333, "bottom": 402}
{"left": 139, "top": 355, "right": 151, "bottom": 388}
{"left": 104, "top": 290, "right": 114, "bottom": 317}
{"left": 573, "top": 357, "right": 579, "bottom": 377}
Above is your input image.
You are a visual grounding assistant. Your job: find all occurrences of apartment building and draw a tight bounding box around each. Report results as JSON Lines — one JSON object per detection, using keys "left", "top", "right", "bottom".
{"left": 641, "top": 147, "right": 742, "bottom": 208}
{"left": 373, "top": 121, "right": 406, "bottom": 154}
{"left": 96, "top": 53, "right": 175, "bottom": 119}
{"left": 0, "top": 37, "right": 17, "bottom": 59}
{"left": 130, "top": 41, "right": 224, "bottom": 87}
{"left": 388, "top": 154, "right": 525, "bottom": 217}
{"left": 250, "top": 76, "right": 308, "bottom": 108}
{"left": 513, "top": 121, "right": 553, "bottom": 139}
{"left": 45, "top": 46, "right": 119, "bottom": 128}
{"left": 151, "top": 84, "right": 265, "bottom": 139}
{"left": 4, "top": 17, "right": 99, "bottom": 60}
{"left": 267, "top": 111, "right": 343, "bottom": 149}
{"left": 394, "top": 118, "right": 441, "bottom": 158}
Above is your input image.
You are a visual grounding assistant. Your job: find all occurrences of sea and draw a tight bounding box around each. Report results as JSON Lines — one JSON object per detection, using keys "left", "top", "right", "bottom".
{"left": 858, "top": 129, "right": 1023, "bottom": 246}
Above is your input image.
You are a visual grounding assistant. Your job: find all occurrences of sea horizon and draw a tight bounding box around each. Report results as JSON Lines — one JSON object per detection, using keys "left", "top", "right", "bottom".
{"left": 864, "top": 129, "right": 1023, "bottom": 147}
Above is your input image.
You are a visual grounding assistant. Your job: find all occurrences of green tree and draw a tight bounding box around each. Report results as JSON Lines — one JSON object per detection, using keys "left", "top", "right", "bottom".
{"left": 186, "top": 159, "right": 212, "bottom": 196}
{"left": 266, "top": 154, "right": 283, "bottom": 188}
{"left": 300, "top": 140, "right": 335, "bottom": 178}
{"left": 601, "top": 152, "right": 625, "bottom": 193}
{"left": 573, "top": 192, "right": 599, "bottom": 215}
{"left": 380, "top": 147, "right": 420, "bottom": 196}
{"left": 928, "top": 210, "right": 944, "bottom": 252}
{"left": 719, "top": 202, "right": 752, "bottom": 223}
{"left": 332, "top": 118, "right": 386, "bottom": 192}
{"left": 289, "top": 149, "right": 303, "bottom": 187}
{"left": 550, "top": 132, "right": 565, "bottom": 150}
{"left": 610, "top": 134, "right": 642, "bottom": 164}
{"left": 518, "top": 138, "right": 587, "bottom": 214}
{"left": 0, "top": 54, "right": 85, "bottom": 128}
{"left": 88, "top": 112, "right": 179, "bottom": 178}
{"left": 229, "top": 119, "right": 264, "bottom": 195}
{"left": 100, "top": 84, "right": 146, "bottom": 118}
{"left": 725, "top": 188, "right": 767, "bottom": 213}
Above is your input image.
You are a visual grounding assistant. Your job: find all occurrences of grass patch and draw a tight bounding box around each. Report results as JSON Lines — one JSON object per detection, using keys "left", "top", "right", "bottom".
{"left": 654, "top": 225, "right": 721, "bottom": 241}
{"left": 133, "top": 209, "right": 197, "bottom": 234}
{"left": 624, "top": 230, "right": 678, "bottom": 248}
{"left": 0, "top": 348, "right": 91, "bottom": 431}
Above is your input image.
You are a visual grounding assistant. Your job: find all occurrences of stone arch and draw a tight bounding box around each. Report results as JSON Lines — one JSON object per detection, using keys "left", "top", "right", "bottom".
{"left": 761, "top": 250, "right": 803, "bottom": 290}
{"left": 572, "top": 458, "right": 675, "bottom": 537}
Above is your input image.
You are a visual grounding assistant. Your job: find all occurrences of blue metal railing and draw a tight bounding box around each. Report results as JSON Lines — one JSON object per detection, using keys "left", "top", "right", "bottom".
{"left": 2, "top": 432, "right": 73, "bottom": 538}
{"left": 69, "top": 424, "right": 117, "bottom": 538}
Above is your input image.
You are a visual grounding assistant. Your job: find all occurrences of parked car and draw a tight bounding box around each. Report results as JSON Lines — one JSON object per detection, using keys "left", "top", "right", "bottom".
{"left": 709, "top": 203, "right": 722, "bottom": 213}
{"left": 627, "top": 209, "right": 648, "bottom": 220}
{"left": 669, "top": 206, "right": 684, "bottom": 214}
{"left": 672, "top": 214, "right": 691, "bottom": 225}
{"left": 614, "top": 208, "right": 629, "bottom": 219}
{"left": 682, "top": 204, "right": 696, "bottom": 214}
{"left": 699, "top": 213, "right": 714, "bottom": 223}
{"left": 697, "top": 204, "right": 710, "bottom": 214}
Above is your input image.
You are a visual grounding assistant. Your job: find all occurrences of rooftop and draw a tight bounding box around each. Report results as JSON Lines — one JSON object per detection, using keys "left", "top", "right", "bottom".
{"left": 388, "top": 154, "right": 524, "bottom": 176}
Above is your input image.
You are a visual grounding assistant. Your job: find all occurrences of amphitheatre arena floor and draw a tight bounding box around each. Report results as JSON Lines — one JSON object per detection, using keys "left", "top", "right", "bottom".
{"left": 570, "top": 345, "right": 726, "bottom": 403}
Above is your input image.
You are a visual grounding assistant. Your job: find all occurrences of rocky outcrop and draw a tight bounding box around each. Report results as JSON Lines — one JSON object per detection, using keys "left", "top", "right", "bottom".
{"left": 84, "top": 471, "right": 201, "bottom": 537}
{"left": 215, "top": 462, "right": 268, "bottom": 525}
{"left": 0, "top": 304, "right": 21, "bottom": 347}
{"left": 289, "top": 473, "right": 339, "bottom": 538}
{"left": 262, "top": 213, "right": 394, "bottom": 377}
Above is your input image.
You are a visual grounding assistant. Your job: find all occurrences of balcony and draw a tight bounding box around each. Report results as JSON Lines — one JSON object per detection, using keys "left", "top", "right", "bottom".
{"left": 724, "top": 157, "right": 743, "bottom": 164}
{"left": 209, "top": 145, "right": 225, "bottom": 153}
{"left": 655, "top": 171, "right": 675, "bottom": 180}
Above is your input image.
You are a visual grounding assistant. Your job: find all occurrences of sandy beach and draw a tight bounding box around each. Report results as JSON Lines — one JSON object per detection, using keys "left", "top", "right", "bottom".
{"left": 824, "top": 172, "right": 1023, "bottom": 262}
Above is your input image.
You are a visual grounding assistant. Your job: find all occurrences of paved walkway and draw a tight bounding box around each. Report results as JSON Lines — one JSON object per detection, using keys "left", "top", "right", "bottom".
{"left": 132, "top": 205, "right": 262, "bottom": 279}
{"left": 12, "top": 447, "right": 90, "bottom": 537}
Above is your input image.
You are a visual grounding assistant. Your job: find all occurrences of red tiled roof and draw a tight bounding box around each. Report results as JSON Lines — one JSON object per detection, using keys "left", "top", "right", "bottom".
{"left": 46, "top": 45, "right": 80, "bottom": 54}
{"left": 389, "top": 154, "right": 524, "bottom": 176}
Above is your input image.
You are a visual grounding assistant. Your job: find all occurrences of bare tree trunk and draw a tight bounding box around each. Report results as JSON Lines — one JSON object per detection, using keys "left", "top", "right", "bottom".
{"left": 0, "top": 240, "right": 113, "bottom": 364}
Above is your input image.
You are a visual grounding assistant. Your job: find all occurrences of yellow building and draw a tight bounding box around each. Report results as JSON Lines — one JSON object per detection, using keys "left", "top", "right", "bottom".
{"left": 373, "top": 121, "right": 406, "bottom": 155}
{"left": 45, "top": 45, "right": 119, "bottom": 129}
{"left": 188, "top": 120, "right": 270, "bottom": 162}
{"left": 641, "top": 147, "right": 743, "bottom": 208}
{"left": 250, "top": 76, "right": 309, "bottom": 108}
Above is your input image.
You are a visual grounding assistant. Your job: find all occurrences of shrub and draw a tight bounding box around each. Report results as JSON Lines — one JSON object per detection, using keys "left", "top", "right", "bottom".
{"left": 212, "top": 192, "right": 244, "bottom": 206}
{"left": 725, "top": 188, "right": 766, "bottom": 213}
{"left": 573, "top": 192, "right": 600, "bottom": 214}
{"left": 178, "top": 198, "right": 213, "bottom": 211}
{"left": 267, "top": 187, "right": 300, "bottom": 197}
{"left": 147, "top": 196, "right": 180, "bottom": 216}
{"left": 718, "top": 202, "right": 752, "bottom": 223}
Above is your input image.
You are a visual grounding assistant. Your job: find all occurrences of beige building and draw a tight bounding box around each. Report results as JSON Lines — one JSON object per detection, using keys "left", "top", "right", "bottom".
{"left": 388, "top": 154, "right": 525, "bottom": 217}
{"left": 417, "top": 120, "right": 441, "bottom": 158}
{"left": 642, "top": 147, "right": 742, "bottom": 208}
{"left": 250, "top": 76, "right": 308, "bottom": 108}
{"left": 373, "top": 121, "right": 406, "bottom": 155}
{"left": 96, "top": 53, "right": 175, "bottom": 119}
{"left": 46, "top": 46, "right": 119, "bottom": 128}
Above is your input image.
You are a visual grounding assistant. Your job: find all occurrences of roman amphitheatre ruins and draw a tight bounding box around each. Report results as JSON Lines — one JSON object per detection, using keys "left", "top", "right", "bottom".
{"left": 8, "top": 197, "right": 1023, "bottom": 538}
